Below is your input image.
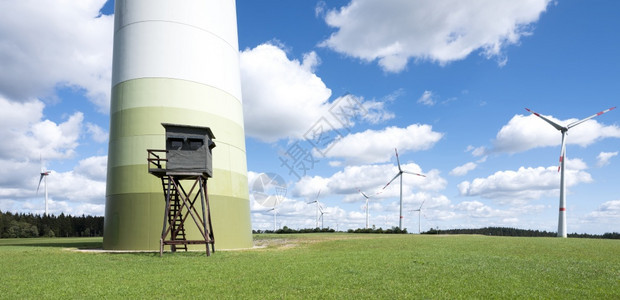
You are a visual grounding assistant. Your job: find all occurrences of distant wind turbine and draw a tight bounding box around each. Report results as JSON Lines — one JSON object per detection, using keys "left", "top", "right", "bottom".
{"left": 383, "top": 148, "right": 425, "bottom": 230}
{"left": 411, "top": 200, "right": 425, "bottom": 234}
{"left": 318, "top": 204, "right": 326, "bottom": 229}
{"left": 36, "top": 159, "right": 51, "bottom": 216}
{"left": 525, "top": 106, "right": 615, "bottom": 238}
{"left": 267, "top": 207, "right": 278, "bottom": 231}
{"left": 357, "top": 188, "right": 382, "bottom": 229}
{"left": 253, "top": 173, "right": 287, "bottom": 231}
{"left": 307, "top": 190, "right": 323, "bottom": 228}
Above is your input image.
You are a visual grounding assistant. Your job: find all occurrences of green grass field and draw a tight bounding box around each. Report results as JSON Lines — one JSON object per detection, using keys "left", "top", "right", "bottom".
{"left": 1, "top": 234, "right": 618, "bottom": 299}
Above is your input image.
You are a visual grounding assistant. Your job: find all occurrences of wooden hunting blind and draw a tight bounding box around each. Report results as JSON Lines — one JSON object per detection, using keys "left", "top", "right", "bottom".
{"left": 148, "top": 123, "right": 216, "bottom": 256}
{"left": 164, "top": 123, "right": 216, "bottom": 176}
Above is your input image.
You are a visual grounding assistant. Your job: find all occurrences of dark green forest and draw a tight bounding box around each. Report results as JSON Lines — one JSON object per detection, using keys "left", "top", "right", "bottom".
{"left": 0, "top": 211, "right": 103, "bottom": 238}
{"left": 425, "top": 227, "right": 620, "bottom": 239}
{"left": 1, "top": 210, "right": 617, "bottom": 239}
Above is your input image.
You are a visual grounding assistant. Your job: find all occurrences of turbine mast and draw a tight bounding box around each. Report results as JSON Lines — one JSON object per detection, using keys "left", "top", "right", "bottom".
{"left": 399, "top": 172, "right": 403, "bottom": 230}
{"left": 44, "top": 175, "right": 48, "bottom": 216}
{"left": 558, "top": 132, "right": 567, "bottom": 237}
{"left": 365, "top": 197, "right": 369, "bottom": 229}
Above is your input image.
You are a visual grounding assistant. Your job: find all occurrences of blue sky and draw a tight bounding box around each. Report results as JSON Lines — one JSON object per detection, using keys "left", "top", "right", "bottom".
{"left": 0, "top": 0, "right": 618, "bottom": 234}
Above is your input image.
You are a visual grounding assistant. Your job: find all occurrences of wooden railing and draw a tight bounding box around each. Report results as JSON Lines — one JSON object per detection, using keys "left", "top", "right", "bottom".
{"left": 147, "top": 149, "right": 168, "bottom": 170}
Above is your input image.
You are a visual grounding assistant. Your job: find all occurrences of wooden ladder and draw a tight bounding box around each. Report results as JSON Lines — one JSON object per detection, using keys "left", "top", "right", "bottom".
{"left": 161, "top": 176, "right": 187, "bottom": 252}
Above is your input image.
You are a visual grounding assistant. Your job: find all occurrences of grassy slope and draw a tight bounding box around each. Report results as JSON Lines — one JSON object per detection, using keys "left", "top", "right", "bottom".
{"left": 0, "top": 234, "right": 618, "bottom": 299}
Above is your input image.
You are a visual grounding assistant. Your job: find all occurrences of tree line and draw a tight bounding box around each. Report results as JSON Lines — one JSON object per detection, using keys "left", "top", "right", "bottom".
{"left": 253, "top": 226, "right": 409, "bottom": 234}
{"left": 423, "top": 226, "right": 620, "bottom": 239}
{"left": 254, "top": 226, "right": 619, "bottom": 238}
{"left": 253, "top": 226, "right": 336, "bottom": 234}
{"left": 3, "top": 211, "right": 617, "bottom": 240}
{"left": 0, "top": 211, "right": 104, "bottom": 238}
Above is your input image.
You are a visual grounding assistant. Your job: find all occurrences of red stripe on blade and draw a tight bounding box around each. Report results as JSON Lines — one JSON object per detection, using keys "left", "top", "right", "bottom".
{"left": 559, "top": 208, "right": 566, "bottom": 211}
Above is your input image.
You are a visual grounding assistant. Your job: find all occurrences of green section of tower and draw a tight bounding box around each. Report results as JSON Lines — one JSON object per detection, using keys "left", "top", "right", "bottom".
{"left": 104, "top": 78, "right": 253, "bottom": 250}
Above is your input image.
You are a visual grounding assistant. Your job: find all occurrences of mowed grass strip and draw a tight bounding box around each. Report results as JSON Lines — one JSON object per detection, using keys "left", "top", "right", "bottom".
{"left": 0, "top": 234, "right": 618, "bottom": 299}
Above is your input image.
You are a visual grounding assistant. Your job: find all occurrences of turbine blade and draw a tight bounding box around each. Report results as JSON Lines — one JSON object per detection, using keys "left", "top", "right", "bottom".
{"left": 315, "top": 189, "right": 321, "bottom": 201}
{"left": 383, "top": 173, "right": 400, "bottom": 189}
{"left": 567, "top": 106, "right": 616, "bottom": 129}
{"left": 36, "top": 174, "right": 44, "bottom": 194}
{"left": 395, "top": 148, "right": 402, "bottom": 171}
{"left": 525, "top": 108, "right": 566, "bottom": 131}
{"left": 558, "top": 132, "right": 567, "bottom": 172}
{"left": 358, "top": 188, "right": 383, "bottom": 198}
{"left": 419, "top": 199, "right": 426, "bottom": 210}
{"left": 403, "top": 170, "right": 426, "bottom": 177}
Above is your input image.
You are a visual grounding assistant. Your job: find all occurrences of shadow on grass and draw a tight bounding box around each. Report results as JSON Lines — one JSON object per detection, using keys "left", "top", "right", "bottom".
{"left": 0, "top": 237, "right": 103, "bottom": 249}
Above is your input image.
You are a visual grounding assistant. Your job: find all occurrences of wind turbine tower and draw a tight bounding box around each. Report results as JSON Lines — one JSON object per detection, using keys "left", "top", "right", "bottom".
{"left": 411, "top": 200, "right": 425, "bottom": 234}
{"left": 267, "top": 207, "right": 278, "bottom": 231}
{"left": 104, "top": 0, "right": 252, "bottom": 250}
{"left": 307, "top": 190, "right": 322, "bottom": 228}
{"left": 37, "top": 166, "right": 50, "bottom": 216}
{"left": 525, "top": 107, "right": 615, "bottom": 238}
{"left": 383, "top": 148, "right": 425, "bottom": 230}
{"left": 358, "top": 188, "right": 381, "bottom": 229}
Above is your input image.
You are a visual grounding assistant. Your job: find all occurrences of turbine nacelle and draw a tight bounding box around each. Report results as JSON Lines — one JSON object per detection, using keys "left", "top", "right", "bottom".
{"left": 383, "top": 148, "right": 425, "bottom": 190}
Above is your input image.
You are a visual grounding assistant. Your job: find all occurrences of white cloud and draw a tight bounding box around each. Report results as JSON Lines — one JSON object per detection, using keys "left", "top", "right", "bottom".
{"left": 315, "top": 1, "right": 327, "bottom": 18}
{"left": 494, "top": 113, "right": 620, "bottom": 153}
{"left": 328, "top": 161, "right": 342, "bottom": 167}
{"left": 74, "top": 155, "right": 107, "bottom": 182}
{"left": 240, "top": 43, "right": 393, "bottom": 142}
{"left": 0, "top": 154, "right": 107, "bottom": 216}
{"left": 0, "top": 0, "right": 113, "bottom": 111}
{"left": 240, "top": 43, "right": 332, "bottom": 142}
{"left": 465, "top": 145, "right": 487, "bottom": 157}
{"left": 455, "top": 201, "right": 510, "bottom": 218}
{"left": 597, "top": 151, "right": 618, "bottom": 167}
{"left": 450, "top": 162, "right": 477, "bottom": 176}
{"left": 320, "top": 0, "right": 551, "bottom": 72}
{"left": 417, "top": 91, "right": 436, "bottom": 106}
{"left": 0, "top": 1, "right": 111, "bottom": 216}
{"left": 4, "top": 197, "right": 105, "bottom": 217}
{"left": 250, "top": 161, "right": 452, "bottom": 231}
{"left": 301, "top": 51, "right": 321, "bottom": 72}
{"left": 0, "top": 97, "right": 83, "bottom": 161}
{"left": 472, "top": 146, "right": 487, "bottom": 157}
{"left": 249, "top": 192, "right": 351, "bottom": 230}
{"left": 0, "top": 96, "right": 106, "bottom": 215}
{"left": 585, "top": 200, "right": 620, "bottom": 219}
{"left": 359, "top": 98, "right": 395, "bottom": 124}
{"left": 319, "top": 124, "right": 443, "bottom": 164}
{"left": 86, "top": 123, "right": 108, "bottom": 143}
{"left": 35, "top": 157, "right": 106, "bottom": 205}
{"left": 292, "top": 163, "right": 447, "bottom": 202}
{"left": 458, "top": 163, "right": 592, "bottom": 203}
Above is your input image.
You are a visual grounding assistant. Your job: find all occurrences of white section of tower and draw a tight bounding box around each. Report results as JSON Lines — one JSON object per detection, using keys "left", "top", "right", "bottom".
{"left": 112, "top": 0, "right": 241, "bottom": 99}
